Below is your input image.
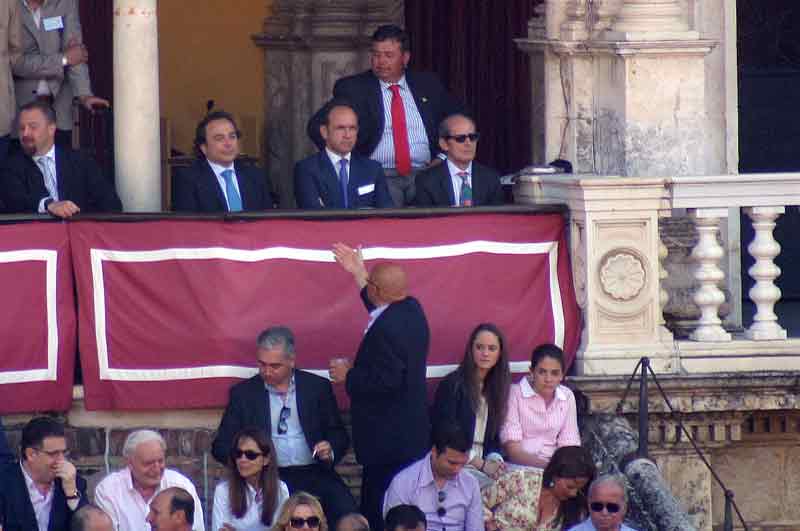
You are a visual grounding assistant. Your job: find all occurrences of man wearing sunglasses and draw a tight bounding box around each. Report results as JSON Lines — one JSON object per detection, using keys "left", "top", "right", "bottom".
{"left": 568, "top": 475, "right": 637, "bottom": 531}
{"left": 212, "top": 326, "right": 357, "bottom": 527}
{"left": 0, "top": 416, "right": 87, "bottom": 530}
{"left": 413, "top": 113, "right": 504, "bottom": 208}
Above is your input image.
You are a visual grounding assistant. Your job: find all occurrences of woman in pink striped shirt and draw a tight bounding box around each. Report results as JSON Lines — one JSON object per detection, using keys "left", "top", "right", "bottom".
{"left": 501, "top": 344, "right": 581, "bottom": 468}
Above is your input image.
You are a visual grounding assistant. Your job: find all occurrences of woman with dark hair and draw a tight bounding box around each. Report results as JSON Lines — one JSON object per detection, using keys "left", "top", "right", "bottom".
{"left": 501, "top": 344, "right": 581, "bottom": 468}
{"left": 483, "top": 445, "right": 596, "bottom": 530}
{"left": 431, "top": 323, "right": 512, "bottom": 485}
{"left": 272, "top": 491, "right": 328, "bottom": 531}
{"left": 213, "top": 428, "right": 289, "bottom": 530}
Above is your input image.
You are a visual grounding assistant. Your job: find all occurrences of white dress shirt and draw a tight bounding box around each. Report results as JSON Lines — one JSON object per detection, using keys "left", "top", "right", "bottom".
{"left": 94, "top": 467, "right": 205, "bottom": 531}
{"left": 447, "top": 159, "right": 473, "bottom": 206}
{"left": 21, "top": 463, "right": 54, "bottom": 531}
{"left": 212, "top": 479, "right": 289, "bottom": 531}
{"left": 371, "top": 75, "right": 431, "bottom": 170}
{"left": 207, "top": 160, "right": 241, "bottom": 210}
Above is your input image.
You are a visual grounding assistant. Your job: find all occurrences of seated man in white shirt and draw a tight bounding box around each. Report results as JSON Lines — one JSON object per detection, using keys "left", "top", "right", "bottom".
{"left": 94, "top": 430, "right": 204, "bottom": 531}
{"left": 568, "top": 475, "right": 638, "bottom": 531}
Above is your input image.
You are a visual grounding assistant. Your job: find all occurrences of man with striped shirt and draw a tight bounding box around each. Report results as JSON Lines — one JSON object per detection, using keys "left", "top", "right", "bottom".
{"left": 308, "top": 25, "right": 462, "bottom": 207}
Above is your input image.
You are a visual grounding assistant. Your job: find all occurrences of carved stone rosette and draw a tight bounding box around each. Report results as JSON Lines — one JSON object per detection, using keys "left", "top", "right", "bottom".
{"left": 252, "top": 0, "right": 403, "bottom": 207}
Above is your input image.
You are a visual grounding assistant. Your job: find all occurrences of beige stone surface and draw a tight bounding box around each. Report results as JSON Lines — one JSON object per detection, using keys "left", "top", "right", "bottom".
{"left": 711, "top": 445, "right": 785, "bottom": 524}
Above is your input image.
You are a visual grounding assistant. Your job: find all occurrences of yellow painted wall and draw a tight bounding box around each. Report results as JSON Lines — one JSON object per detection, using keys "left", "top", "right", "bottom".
{"left": 158, "top": 1, "right": 271, "bottom": 158}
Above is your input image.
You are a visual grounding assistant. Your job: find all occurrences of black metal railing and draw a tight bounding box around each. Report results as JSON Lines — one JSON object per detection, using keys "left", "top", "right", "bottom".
{"left": 616, "top": 357, "right": 749, "bottom": 531}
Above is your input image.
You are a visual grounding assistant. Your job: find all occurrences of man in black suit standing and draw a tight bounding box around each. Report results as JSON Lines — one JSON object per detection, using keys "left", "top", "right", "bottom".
{"left": 308, "top": 25, "right": 462, "bottom": 207}
{"left": 330, "top": 245, "right": 431, "bottom": 531}
{"left": 414, "top": 113, "right": 504, "bottom": 207}
{"left": 295, "top": 100, "right": 392, "bottom": 209}
{"left": 0, "top": 416, "right": 87, "bottom": 530}
{"left": 212, "top": 326, "right": 357, "bottom": 527}
{"left": 173, "top": 111, "right": 275, "bottom": 212}
{"left": 1, "top": 100, "right": 121, "bottom": 217}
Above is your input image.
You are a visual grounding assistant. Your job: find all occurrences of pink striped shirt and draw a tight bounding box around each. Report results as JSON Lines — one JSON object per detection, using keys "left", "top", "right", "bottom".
{"left": 500, "top": 377, "right": 580, "bottom": 463}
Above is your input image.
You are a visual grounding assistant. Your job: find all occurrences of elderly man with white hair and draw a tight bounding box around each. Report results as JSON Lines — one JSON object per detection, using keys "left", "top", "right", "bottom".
{"left": 568, "top": 474, "right": 637, "bottom": 531}
{"left": 94, "top": 430, "right": 204, "bottom": 531}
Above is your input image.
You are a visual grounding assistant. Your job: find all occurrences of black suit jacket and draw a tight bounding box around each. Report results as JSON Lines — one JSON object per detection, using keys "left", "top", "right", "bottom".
{"left": 431, "top": 372, "right": 502, "bottom": 458}
{"left": 1, "top": 147, "right": 122, "bottom": 214}
{"left": 212, "top": 370, "right": 349, "bottom": 467}
{"left": 172, "top": 159, "right": 275, "bottom": 212}
{"left": 293, "top": 151, "right": 393, "bottom": 209}
{"left": 0, "top": 462, "right": 87, "bottom": 531}
{"left": 307, "top": 70, "right": 463, "bottom": 160}
{"left": 413, "top": 161, "right": 504, "bottom": 207}
{"left": 345, "top": 288, "right": 431, "bottom": 466}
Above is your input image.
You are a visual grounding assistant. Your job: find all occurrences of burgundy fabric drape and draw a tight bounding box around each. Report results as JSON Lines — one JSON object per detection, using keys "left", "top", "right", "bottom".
{"left": 405, "top": 1, "right": 540, "bottom": 174}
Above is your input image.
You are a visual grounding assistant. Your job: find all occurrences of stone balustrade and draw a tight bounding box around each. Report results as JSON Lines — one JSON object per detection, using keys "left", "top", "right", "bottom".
{"left": 515, "top": 170, "right": 800, "bottom": 376}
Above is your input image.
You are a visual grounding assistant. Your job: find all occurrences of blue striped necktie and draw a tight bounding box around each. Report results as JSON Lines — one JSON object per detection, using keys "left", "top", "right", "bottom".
{"left": 221, "top": 169, "right": 242, "bottom": 212}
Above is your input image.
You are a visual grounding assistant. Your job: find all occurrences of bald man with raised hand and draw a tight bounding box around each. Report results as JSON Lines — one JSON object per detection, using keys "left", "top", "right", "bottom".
{"left": 330, "top": 244, "right": 431, "bottom": 531}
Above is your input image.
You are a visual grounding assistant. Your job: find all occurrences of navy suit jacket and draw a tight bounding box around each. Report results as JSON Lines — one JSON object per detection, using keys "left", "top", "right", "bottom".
{"left": 345, "top": 288, "right": 431, "bottom": 466}
{"left": 172, "top": 159, "right": 275, "bottom": 212}
{"left": 293, "top": 151, "right": 393, "bottom": 209}
{"left": 211, "top": 369, "right": 350, "bottom": 467}
{"left": 0, "top": 146, "right": 122, "bottom": 214}
{"left": 413, "top": 161, "right": 504, "bottom": 207}
{"left": 307, "top": 70, "right": 463, "bottom": 159}
{"left": 431, "top": 372, "right": 503, "bottom": 458}
{"left": 0, "top": 462, "right": 87, "bottom": 531}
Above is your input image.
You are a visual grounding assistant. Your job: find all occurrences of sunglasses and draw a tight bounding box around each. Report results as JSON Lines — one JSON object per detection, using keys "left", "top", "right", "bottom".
{"left": 445, "top": 132, "right": 480, "bottom": 143}
{"left": 590, "top": 502, "right": 621, "bottom": 514}
{"left": 278, "top": 406, "right": 291, "bottom": 434}
{"left": 289, "top": 516, "right": 321, "bottom": 528}
{"left": 437, "top": 489, "right": 447, "bottom": 518}
{"left": 233, "top": 449, "right": 264, "bottom": 461}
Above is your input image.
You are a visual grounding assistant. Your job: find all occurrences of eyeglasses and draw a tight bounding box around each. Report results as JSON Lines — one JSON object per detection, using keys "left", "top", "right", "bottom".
{"left": 36, "top": 448, "right": 69, "bottom": 458}
{"left": 289, "top": 516, "right": 321, "bottom": 528}
{"left": 445, "top": 133, "right": 480, "bottom": 143}
{"left": 590, "top": 502, "right": 621, "bottom": 514}
{"left": 278, "top": 406, "right": 291, "bottom": 434}
{"left": 233, "top": 449, "right": 264, "bottom": 461}
{"left": 437, "top": 489, "right": 447, "bottom": 518}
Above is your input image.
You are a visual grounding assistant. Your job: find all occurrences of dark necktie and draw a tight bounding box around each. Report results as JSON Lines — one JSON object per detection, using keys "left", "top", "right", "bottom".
{"left": 339, "top": 158, "right": 349, "bottom": 208}
{"left": 458, "top": 171, "right": 472, "bottom": 206}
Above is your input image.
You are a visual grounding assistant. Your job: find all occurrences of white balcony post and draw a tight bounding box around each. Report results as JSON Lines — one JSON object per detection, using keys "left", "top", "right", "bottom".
{"left": 744, "top": 206, "right": 787, "bottom": 340}
{"left": 113, "top": 0, "right": 161, "bottom": 211}
{"left": 689, "top": 208, "right": 731, "bottom": 342}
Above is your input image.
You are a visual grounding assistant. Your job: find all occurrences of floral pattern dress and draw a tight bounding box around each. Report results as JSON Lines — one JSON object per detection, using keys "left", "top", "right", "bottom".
{"left": 482, "top": 468, "right": 562, "bottom": 531}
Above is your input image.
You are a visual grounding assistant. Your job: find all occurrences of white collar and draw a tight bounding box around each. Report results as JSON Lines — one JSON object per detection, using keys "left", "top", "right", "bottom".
{"left": 207, "top": 159, "right": 235, "bottom": 177}
{"left": 379, "top": 74, "right": 408, "bottom": 91}
{"left": 20, "top": 461, "right": 53, "bottom": 493}
{"left": 34, "top": 144, "right": 56, "bottom": 162}
{"left": 325, "top": 148, "right": 351, "bottom": 168}
{"left": 447, "top": 159, "right": 473, "bottom": 178}
{"left": 519, "top": 376, "right": 568, "bottom": 401}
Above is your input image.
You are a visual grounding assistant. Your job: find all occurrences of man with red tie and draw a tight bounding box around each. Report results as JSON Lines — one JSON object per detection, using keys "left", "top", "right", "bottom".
{"left": 307, "top": 25, "right": 462, "bottom": 207}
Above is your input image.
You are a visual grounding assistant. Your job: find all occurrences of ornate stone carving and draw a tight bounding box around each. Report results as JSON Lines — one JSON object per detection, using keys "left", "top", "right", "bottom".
{"left": 688, "top": 210, "right": 731, "bottom": 342}
{"left": 600, "top": 251, "right": 646, "bottom": 301}
{"left": 744, "top": 206, "right": 787, "bottom": 340}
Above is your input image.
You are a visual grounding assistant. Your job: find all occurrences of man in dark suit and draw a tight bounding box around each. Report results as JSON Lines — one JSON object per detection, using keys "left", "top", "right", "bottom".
{"left": 212, "top": 326, "right": 357, "bottom": 527}
{"left": 0, "top": 416, "right": 87, "bottom": 531}
{"left": 1, "top": 100, "right": 121, "bottom": 217}
{"left": 330, "top": 245, "right": 431, "bottom": 531}
{"left": 0, "top": 417, "right": 13, "bottom": 465}
{"left": 308, "top": 25, "right": 462, "bottom": 207}
{"left": 172, "top": 111, "right": 275, "bottom": 212}
{"left": 295, "top": 100, "right": 392, "bottom": 209}
{"left": 414, "top": 113, "right": 504, "bottom": 207}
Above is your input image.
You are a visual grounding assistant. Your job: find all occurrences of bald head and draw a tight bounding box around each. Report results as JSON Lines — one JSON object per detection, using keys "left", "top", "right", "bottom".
{"left": 71, "top": 505, "right": 113, "bottom": 531}
{"left": 368, "top": 263, "right": 407, "bottom": 305}
{"left": 337, "top": 513, "right": 370, "bottom": 531}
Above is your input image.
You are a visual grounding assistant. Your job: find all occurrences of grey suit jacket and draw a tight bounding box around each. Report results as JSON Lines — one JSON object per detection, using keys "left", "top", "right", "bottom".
{"left": 0, "top": 0, "right": 21, "bottom": 136}
{"left": 12, "top": 0, "right": 92, "bottom": 130}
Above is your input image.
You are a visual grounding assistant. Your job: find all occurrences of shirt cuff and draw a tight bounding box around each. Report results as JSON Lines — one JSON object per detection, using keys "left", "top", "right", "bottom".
{"left": 38, "top": 197, "right": 51, "bottom": 213}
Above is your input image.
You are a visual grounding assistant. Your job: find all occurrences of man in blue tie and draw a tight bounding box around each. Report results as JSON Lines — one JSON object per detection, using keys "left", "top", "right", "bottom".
{"left": 294, "top": 100, "right": 393, "bottom": 209}
{"left": 173, "top": 111, "right": 276, "bottom": 212}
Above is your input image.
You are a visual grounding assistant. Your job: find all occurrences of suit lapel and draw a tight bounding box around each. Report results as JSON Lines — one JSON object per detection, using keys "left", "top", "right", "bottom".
{"left": 201, "top": 161, "right": 228, "bottom": 211}
{"left": 248, "top": 376, "right": 271, "bottom": 434}
{"left": 318, "top": 151, "right": 344, "bottom": 208}
{"left": 49, "top": 480, "right": 65, "bottom": 531}
{"left": 441, "top": 163, "right": 456, "bottom": 206}
{"left": 405, "top": 72, "right": 433, "bottom": 136}
{"left": 234, "top": 161, "right": 251, "bottom": 210}
{"left": 293, "top": 371, "right": 313, "bottom": 441}
{"left": 368, "top": 74, "right": 385, "bottom": 139}
{"left": 13, "top": 465, "right": 40, "bottom": 529}
{"left": 470, "top": 163, "right": 484, "bottom": 205}
{"left": 54, "top": 146, "right": 68, "bottom": 201}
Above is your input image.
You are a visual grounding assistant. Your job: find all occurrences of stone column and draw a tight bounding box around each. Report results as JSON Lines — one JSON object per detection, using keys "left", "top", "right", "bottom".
{"left": 113, "top": 0, "right": 161, "bottom": 211}
{"left": 253, "top": 0, "right": 402, "bottom": 207}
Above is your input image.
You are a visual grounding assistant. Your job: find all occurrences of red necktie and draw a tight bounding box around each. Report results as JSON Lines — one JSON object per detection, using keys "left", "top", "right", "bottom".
{"left": 389, "top": 84, "right": 412, "bottom": 176}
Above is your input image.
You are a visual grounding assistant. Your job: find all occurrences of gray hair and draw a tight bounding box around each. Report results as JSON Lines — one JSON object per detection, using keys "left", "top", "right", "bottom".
{"left": 438, "top": 113, "right": 475, "bottom": 139}
{"left": 71, "top": 504, "right": 113, "bottom": 531}
{"left": 122, "top": 429, "right": 166, "bottom": 458}
{"left": 257, "top": 326, "right": 296, "bottom": 359}
{"left": 588, "top": 474, "right": 629, "bottom": 506}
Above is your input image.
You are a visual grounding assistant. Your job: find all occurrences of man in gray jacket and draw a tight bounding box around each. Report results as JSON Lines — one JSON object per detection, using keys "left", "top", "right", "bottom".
{"left": 0, "top": 0, "right": 21, "bottom": 166}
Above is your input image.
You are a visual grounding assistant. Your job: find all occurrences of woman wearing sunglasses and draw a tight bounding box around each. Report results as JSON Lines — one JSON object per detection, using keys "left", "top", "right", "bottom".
{"left": 213, "top": 428, "right": 289, "bottom": 531}
{"left": 483, "top": 445, "right": 596, "bottom": 530}
{"left": 431, "top": 323, "right": 511, "bottom": 487}
{"left": 272, "top": 492, "right": 328, "bottom": 531}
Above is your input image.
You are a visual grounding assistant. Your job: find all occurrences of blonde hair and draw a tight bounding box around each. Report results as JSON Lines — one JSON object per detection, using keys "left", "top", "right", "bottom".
{"left": 272, "top": 492, "right": 328, "bottom": 531}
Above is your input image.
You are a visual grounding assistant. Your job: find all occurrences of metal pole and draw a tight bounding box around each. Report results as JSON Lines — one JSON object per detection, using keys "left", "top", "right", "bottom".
{"left": 638, "top": 357, "right": 649, "bottom": 458}
{"left": 723, "top": 490, "right": 734, "bottom": 531}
